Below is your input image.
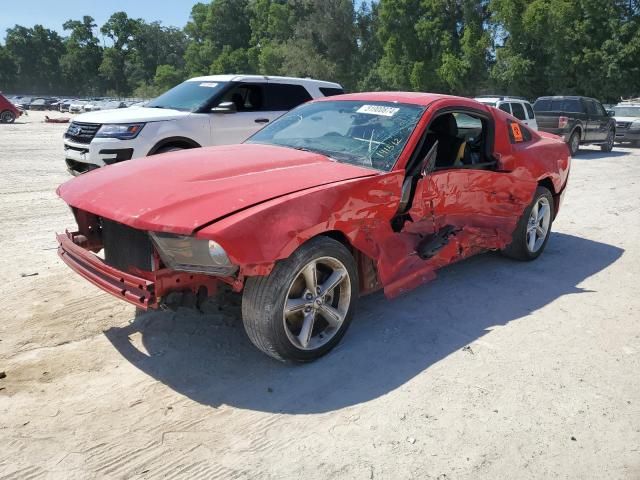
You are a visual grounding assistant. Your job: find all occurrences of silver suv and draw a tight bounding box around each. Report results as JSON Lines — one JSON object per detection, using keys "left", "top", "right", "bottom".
{"left": 611, "top": 101, "right": 640, "bottom": 147}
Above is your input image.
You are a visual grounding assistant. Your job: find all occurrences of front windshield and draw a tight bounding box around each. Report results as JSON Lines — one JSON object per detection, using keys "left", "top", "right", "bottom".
{"left": 613, "top": 106, "right": 640, "bottom": 117}
{"left": 147, "top": 81, "right": 228, "bottom": 112}
{"left": 246, "top": 100, "right": 425, "bottom": 171}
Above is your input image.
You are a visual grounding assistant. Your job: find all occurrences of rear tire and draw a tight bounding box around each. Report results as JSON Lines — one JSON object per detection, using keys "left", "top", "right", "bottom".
{"left": 567, "top": 130, "right": 580, "bottom": 156}
{"left": 242, "top": 236, "right": 358, "bottom": 362}
{"left": 502, "top": 186, "right": 554, "bottom": 261}
{"left": 1, "top": 110, "right": 16, "bottom": 124}
{"left": 601, "top": 128, "right": 614, "bottom": 152}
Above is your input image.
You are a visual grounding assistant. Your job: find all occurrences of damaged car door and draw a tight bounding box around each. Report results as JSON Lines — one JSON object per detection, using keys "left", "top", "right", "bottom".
{"left": 381, "top": 108, "right": 536, "bottom": 297}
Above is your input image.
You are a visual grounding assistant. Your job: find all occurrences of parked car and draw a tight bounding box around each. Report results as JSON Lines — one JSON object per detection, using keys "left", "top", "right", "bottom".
{"left": 0, "top": 92, "right": 23, "bottom": 123}
{"left": 59, "top": 99, "right": 76, "bottom": 113}
{"left": 533, "top": 96, "right": 615, "bottom": 155}
{"left": 69, "top": 100, "right": 88, "bottom": 113}
{"left": 474, "top": 95, "right": 538, "bottom": 130}
{"left": 56, "top": 92, "right": 570, "bottom": 362}
{"left": 28, "top": 98, "right": 48, "bottom": 111}
{"left": 62, "top": 74, "right": 344, "bottom": 175}
{"left": 611, "top": 101, "right": 640, "bottom": 147}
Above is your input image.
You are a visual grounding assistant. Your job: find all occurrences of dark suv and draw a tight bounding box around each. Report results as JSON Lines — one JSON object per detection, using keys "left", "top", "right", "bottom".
{"left": 533, "top": 96, "right": 615, "bottom": 155}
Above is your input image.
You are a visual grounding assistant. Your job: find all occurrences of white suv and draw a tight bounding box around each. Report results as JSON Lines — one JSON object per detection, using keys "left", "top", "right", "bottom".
{"left": 63, "top": 75, "right": 344, "bottom": 175}
{"left": 474, "top": 96, "right": 538, "bottom": 130}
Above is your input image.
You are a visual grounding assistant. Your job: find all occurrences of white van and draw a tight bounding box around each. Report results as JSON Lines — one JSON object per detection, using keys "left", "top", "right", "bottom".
{"left": 63, "top": 75, "right": 344, "bottom": 175}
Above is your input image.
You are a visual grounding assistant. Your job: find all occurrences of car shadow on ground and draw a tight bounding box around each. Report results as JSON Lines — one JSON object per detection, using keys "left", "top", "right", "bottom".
{"left": 575, "top": 148, "right": 632, "bottom": 159}
{"left": 104, "top": 233, "right": 623, "bottom": 414}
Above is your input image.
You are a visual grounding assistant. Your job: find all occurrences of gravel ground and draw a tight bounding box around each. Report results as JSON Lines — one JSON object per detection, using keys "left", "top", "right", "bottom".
{"left": 0, "top": 111, "right": 639, "bottom": 479}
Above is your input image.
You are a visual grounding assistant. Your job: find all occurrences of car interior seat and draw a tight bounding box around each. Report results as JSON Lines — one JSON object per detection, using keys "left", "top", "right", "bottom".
{"left": 231, "top": 93, "right": 244, "bottom": 111}
{"left": 430, "top": 113, "right": 466, "bottom": 168}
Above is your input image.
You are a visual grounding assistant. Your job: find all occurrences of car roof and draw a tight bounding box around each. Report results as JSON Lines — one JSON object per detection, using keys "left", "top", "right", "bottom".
{"left": 187, "top": 74, "right": 342, "bottom": 88}
{"left": 314, "top": 91, "right": 475, "bottom": 107}
{"left": 536, "top": 95, "right": 596, "bottom": 101}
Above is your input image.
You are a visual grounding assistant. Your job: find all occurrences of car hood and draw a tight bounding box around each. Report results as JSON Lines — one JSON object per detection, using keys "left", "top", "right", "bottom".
{"left": 58, "top": 144, "right": 377, "bottom": 235}
{"left": 73, "top": 107, "right": 190, "bottom": 123}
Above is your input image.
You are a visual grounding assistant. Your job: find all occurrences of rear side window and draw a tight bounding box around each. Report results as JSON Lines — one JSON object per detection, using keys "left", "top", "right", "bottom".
{"left": 534, "top": 99, "right": 584, "bottom": 113}
{"left": 510, "top": 103, "right": 527, "bottom": 120}
{"left": 320, "top": 87, "right": 344, "bottom": 97}
{"left": 498, "top": 103, "right": 511, "bottom": 114}
{"left": 525, "top": 103, "right": 535, "bottom": 119}
{"left": 534, "top": 99, "right": 551, "bottom": 111}
{"left": 265, "top": 84, "right": 313, "bottom": 110}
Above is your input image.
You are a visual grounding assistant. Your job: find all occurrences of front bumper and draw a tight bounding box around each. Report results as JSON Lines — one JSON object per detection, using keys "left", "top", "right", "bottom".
{"left": 64, "top": 137, "right": 137, "bottom": 176}
{"left": 615, "top": 129, "right": 640, "bottom": 142}
{"left": 57, "top": 231, "right": 221, "bottom": 310}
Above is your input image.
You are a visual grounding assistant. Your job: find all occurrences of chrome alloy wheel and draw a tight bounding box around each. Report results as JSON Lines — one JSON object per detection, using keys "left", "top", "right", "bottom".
{"left": 283, "top": 257, "right": 351, "bottom": 350}
{"left": 526, "top": 196, "right": 551, "bottom": 253}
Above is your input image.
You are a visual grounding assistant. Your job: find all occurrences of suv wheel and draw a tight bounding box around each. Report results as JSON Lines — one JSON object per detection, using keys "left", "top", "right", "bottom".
{"left": 601, "top": 128, "right": 615, "bottom": 152}
{"left": 1, "top": 110, "right": 16, "bottom": 124}
{"left": 568, "top": 131, "right": 580, "bottom": 156}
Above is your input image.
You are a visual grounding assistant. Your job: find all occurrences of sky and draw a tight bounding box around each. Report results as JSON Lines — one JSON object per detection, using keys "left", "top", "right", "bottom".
{"left": 1, "top": 0, "right": 204, "bottom": 40}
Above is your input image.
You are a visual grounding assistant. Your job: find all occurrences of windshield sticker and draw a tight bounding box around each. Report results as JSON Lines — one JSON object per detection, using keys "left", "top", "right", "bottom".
{"left": 357, "top": 105, "right": 400, "bottom": 117}
{"left": 199, "top": 82, "right": 219, "bottom": 88}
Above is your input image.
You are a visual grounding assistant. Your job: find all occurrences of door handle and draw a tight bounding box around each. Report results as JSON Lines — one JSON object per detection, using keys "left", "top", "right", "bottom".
{"left": 255, "top": 118, "right": 269, "bottom": 124}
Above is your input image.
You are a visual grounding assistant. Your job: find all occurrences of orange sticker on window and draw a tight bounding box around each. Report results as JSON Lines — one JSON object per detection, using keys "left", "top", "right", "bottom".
{"left": 511, "top": 122, "right": 524, "bottom": 142}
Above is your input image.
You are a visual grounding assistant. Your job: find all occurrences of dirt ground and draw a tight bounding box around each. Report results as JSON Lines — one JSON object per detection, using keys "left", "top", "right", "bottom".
{"left": 0, "top": 110, "right": 638, "bottom": 479}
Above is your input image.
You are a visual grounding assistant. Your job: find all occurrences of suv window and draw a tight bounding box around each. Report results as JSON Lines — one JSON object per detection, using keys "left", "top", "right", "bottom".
{"left": 510, "top": 103, "right": 527, "bottom": 120}
{"left": 534, "top": 98, "right": 584, "bottom": 113}
{"left": 525, "top": 103, "right": 535, "bottom": 119}
{"left": 585, "top": 100, "right": 598, "bottom": 116}
{"left": 264, "top": 83, "right": 313, "bottom": 110}
{"left": 319, "top": 87, "right": 344, "bottom": 97}
{"left": 594, "top": 102, "right": 607, "bottom": 116}
{"left": 498, "top": 103, "right": 511, "bottom": 114}
{"left": 221, "top": 84, "right": 265, "bottom": 111}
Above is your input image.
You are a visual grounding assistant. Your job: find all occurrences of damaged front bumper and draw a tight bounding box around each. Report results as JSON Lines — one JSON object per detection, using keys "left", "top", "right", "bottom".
{"left": 57, "top": 231, "right": 222, "bottom": 310}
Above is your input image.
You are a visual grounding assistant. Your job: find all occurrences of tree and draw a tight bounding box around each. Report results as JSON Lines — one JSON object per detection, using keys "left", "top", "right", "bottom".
{"left": 99, "top": 12, "right": 141, "bottom": 95}
{"left": 4, "top": 25, "right": 64, "bottom": 93}
{"left": 0, "top": 45, "right": 17, "bottom": 91}
{"left": 60, "top": 16, "right": 102, "bottom": 95}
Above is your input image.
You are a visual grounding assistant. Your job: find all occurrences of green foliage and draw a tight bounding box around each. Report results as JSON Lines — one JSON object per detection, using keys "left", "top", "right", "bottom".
{"left": 2, "top": 0, "right": 640, "bottom": 101}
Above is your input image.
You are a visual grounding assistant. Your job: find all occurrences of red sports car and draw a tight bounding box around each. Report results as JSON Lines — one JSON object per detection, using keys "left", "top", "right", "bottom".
{"left": 0, "top": 93, "right": 23, "bottom": 124}
{"left": 57, "top": 92, "right": 570, "bottom": 362}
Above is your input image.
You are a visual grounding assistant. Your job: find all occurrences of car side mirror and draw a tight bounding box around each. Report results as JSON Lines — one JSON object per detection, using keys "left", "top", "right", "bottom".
{"left": 420, "top": 140, "right": 439, "bottom": 176}
{"left": 211, "top": 101, "right": 237, "bottom": 114}
{"left": 607, "top": 110, "right": 615, "bottom": 117}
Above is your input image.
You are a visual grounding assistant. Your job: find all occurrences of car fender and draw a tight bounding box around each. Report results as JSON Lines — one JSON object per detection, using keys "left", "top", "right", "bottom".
{"left": 196, "top": 172, "right": 405, "bottom": 277}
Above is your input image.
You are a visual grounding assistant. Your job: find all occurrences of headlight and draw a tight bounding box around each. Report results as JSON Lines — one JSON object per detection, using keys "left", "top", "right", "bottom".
{"left": 149, "top": 232, "right": 237, "bottom": 276}
{"left": 95, "top": 123, "right": 145, "bottom": 140}
{"left": 630, "top": 121, "right": 640, "bottom": 130}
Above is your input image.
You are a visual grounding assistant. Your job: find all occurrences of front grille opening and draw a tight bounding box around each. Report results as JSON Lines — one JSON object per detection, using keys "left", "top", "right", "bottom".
{"left": 65, "top": 122, "right": 102, "bottom": 144}
{"left": 101, "top": 219, "right": 154, "bottom": 272}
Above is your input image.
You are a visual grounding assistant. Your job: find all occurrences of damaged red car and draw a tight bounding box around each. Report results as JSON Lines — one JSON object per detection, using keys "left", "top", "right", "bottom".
{"left": 57, "top": 92, "right": 570, "bottom": 362}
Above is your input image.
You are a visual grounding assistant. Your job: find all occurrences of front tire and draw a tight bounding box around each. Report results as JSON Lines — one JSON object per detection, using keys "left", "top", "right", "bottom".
{"left": 502, "top": 186, "right": 554, "bottom": 261}
{"left": 153, "top": 146, "right": 185, "bottom": 155}
{"left": 1, "top": 110, "right": 16, "bottom": 124}
{"left": 242, "top": 236, "right": 358, "bottom": 362}
{"left": 601, "top": 128, "right": 615, "bottom": 152}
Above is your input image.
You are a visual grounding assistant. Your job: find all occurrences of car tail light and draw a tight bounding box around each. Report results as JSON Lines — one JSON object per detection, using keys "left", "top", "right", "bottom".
{"left": 558, "top": 116, "right": 569, "bottom": 128}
